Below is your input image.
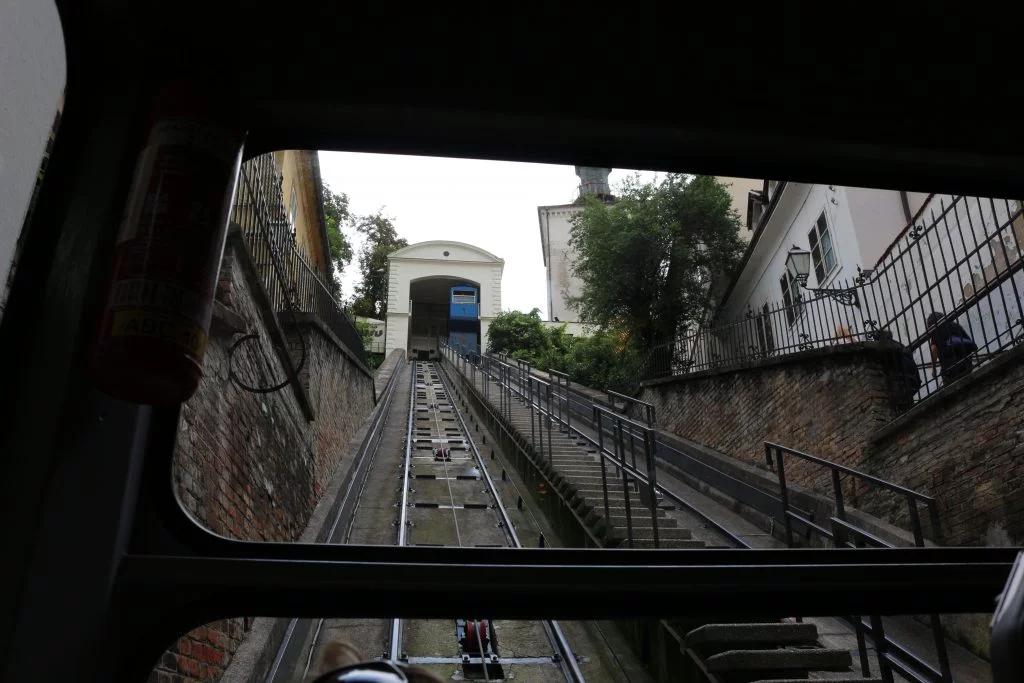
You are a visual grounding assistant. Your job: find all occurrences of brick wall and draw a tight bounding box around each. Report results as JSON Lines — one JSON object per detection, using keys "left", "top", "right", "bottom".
{"left": 640, "top": 340, "right": 1024, "bottom": 549}
{"left": 640, "top": 343, "right": 899, "bottom": 495}
{"left": 866, "top": 344, "right": 1024, "bottom": 548}
{"left": 150, "top": 232, "right": 375, "bottom": 682}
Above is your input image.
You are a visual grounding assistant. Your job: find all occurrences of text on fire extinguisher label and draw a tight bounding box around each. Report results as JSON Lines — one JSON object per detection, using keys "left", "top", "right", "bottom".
{"left": 110, "top": 310, "right": 207, "bottom": 358}
{"left": 110, "top": 279, "right": 205, "bottom": 321}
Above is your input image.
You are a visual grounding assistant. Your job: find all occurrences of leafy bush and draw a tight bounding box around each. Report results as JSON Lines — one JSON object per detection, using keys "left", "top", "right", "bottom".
{"left": 486, "top": 309, "right": 643, "bottom": 394}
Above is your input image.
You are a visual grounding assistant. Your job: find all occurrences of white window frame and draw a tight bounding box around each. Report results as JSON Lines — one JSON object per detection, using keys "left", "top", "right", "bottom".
{"left": 779, "top": 271, "right": 803, "bottom": 327}
{"left": 808, "top": 210, "right": 839, "bottom": 285}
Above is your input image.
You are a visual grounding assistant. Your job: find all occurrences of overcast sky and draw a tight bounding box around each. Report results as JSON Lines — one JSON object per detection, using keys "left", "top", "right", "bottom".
{"left": 318, "top": 151, "right": 659, "bottom": 318}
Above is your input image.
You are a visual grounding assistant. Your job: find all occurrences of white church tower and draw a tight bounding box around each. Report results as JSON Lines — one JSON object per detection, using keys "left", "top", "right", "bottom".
{"left": 536, "top": 167, "right": 614, "bottom": 331}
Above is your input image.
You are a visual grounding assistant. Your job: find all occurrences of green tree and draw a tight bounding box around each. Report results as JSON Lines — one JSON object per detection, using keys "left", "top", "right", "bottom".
{"left": 560, "top": 327, "right": 642, "bottom": 394}
{"left": 355, "top": 319, "right": 373, "bottom": 349}
{"left": 322, "top": 184, "right": 354, "bottom": 288}
{"left": 485, "top": 308, "right": 551, "bottom": 363}
{"left": 568, "top": 174, "right": 745, "bottom": 348}
{"left": 350, "top": 210, "right": 408, "bottom": 318}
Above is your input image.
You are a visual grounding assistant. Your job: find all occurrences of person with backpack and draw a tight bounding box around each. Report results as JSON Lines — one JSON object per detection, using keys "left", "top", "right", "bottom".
{"left": 875, "top": 329, "right": 921, "bottom": 411}
{"left": 926, "top": 311, "right": 977, "bottom": 386}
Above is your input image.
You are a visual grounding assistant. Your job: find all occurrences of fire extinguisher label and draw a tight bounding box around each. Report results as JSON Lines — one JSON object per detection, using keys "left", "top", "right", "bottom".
{"left": 110, "top": 310, "right": 206, "bottom": 357}
{"left": 100, "top": 117, "right": 242, "bottom": 364}
{"left": 109, "top": 279, "right": 206, "bottom": 324}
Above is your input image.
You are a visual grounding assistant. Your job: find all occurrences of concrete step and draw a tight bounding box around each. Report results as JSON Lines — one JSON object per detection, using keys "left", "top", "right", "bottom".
{"left": 685, "top": 623, "right": 819, "bottom": 653}
{"left": 607, "top": 515, "right": 679, "bottom": 530}
{"left": 557, "top": 469, "right": 607, "bottom": 478}
{"left": 705, "top": 648, "right": 852, "bottom": 678}
{"left": 607, "top": 526, "right": 692, "bottom": 541}
{"left": 749, "top": 680, "right": 882, "bottom": 683}
{"left": 573, "top": 492, "right": 640, "bottom": 506}
{"left": 552, "top": 461, "right": 604, "bottom": 470}
{"left": 624, "top": 538, "right": 707, "bottom": 549}
{"left": 606, "top": 504, "right": 672, "bottom": 517}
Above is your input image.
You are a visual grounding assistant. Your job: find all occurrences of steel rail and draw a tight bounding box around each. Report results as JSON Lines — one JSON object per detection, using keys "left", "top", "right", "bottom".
{"left": 264, "top": 354, "right": 406, "bottom": 682}
{"left": 437, "top": 361, "right": 587, "bottom": 683}
{"left": 387, "top": 360, "right": 418, "bottom": 663}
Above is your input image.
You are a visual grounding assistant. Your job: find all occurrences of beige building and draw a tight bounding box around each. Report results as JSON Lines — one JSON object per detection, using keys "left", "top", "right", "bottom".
{"left": 271, "top": 150, "right": 332, "bottom": 279}
{"left": 717, "top": 176, "right": 764, "bottom": 243}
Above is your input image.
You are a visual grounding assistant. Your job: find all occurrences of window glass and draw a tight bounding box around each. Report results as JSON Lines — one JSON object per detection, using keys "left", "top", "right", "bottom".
{"left": 808, "top": 211, "right": 837, "bottom": 283}
{"left": 0, "top": 0, "right": 66, "bottom": 322}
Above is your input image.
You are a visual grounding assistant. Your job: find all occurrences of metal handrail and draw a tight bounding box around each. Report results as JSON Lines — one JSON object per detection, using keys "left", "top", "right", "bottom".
{"left": 233, "top": 154, "right": 368, "bottom": 366}
{"left": 766, "top": 440, "right": 952, "bottom": 683}
{"left": 447, "top": 342, "right": 749, "bottom": 549}
{"left": 454, "top": 340, "right": 956, "bottom": 683}
{"left": 765, "top": 441, "right": 939, "bottom": 506}
{"left": 606, "top": 389, "right": 655, "bottom": 426}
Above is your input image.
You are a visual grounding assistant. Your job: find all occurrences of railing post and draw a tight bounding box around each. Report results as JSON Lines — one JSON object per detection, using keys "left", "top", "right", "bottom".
{"left": 927, "top": 500, "right": 944, "bottom": 545}
{"left": 545, "top": 384, "right": 553, "bottom": 466}
{"left": 831, "top": 468, "right": 847, "bottom": 548}
{"left": 868, "top": 615, "right": 895, "bottom": 683}
{"left": 770, "top": 445, "right": 795, "bottom": 547}
{"left": 910, "top": 495, "right": 955, "bottom": 683}
{"left": 930, "top": 613, "right": 953, "bottom": 683}
{"left": 596, "top": 412, "right": 612, "bottom": 532}
{"left": 537, "top": 394, "right": 545, "bottom": 464}
{"left": 529, "top": 379, "right": 536, "bottom": 451}
{"left": 565, "top": 375, "right": 572, "bottom": 437}
{"left": 851, "top": 617, "right": 872, "bottom": 678}
{"left": 643, "top": 427, "right": 660, "bottom": 549}
{"left": 907, "top": 497, "right": 925, "bottom": 547}
{"left": 615, "top": 418, "right": 635, "bottom": 549}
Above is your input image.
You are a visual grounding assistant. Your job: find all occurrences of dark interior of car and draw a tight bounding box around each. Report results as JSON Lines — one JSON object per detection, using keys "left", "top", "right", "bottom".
{"left": 3, "top": 3, "right": 1023, "bottom": 681}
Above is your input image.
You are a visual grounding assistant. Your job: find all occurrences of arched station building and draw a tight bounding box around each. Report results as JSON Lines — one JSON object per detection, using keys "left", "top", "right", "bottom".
{"left": 384, "top": 241, "right": 504, "bottom": 359}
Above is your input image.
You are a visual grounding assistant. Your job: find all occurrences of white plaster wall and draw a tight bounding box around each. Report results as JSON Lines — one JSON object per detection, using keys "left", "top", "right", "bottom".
{"left": 716, "top": 184, "right": 894, "bottom": 352}
{"left": 844, "top": 186, "right": 907, "bottom": 269}
{"left": 1, "top": 0, "right": 65, "bottom": 306}
{"left": 540, "top": 320, "right": 591, "bottom": 337}
{"left": 723, "top": 184, "right": 910, "bottom": 321}
{"left": 906, "top": 191, "right": 931, "bottom": 219}
{"left": 538, "top": 204, "right": 584, "bottom": 322}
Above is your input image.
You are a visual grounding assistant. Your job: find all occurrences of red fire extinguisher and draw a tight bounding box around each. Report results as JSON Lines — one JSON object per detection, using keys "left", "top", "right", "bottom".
{"left": 91, "top": 84, "right": 246, "bottom": 405}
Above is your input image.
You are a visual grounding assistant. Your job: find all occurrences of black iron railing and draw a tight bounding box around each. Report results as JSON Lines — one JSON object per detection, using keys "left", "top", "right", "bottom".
{"left": 645, "top": 194, "right": 1024, "bottom": 413}
{"left": 231, "top": 153, "right": 367, "bottom": 366}
{"left": 766, "top": 442, "right": 952, "bottom": 683}
{"left": 447, "top": 341, "right": 970, "bottom": 682}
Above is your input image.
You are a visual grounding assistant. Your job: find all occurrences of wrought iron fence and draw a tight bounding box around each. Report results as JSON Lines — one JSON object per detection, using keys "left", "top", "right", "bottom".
{"left": 645, "top": 194, "right": 1024, "bottom": 411}
{"left": 231, "top": 153, "right": 368, "bottom": 366}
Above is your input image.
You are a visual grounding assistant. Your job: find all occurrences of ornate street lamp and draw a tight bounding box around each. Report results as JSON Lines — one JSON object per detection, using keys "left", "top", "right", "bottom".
{"left": 785, "top": 246, "right": 865, "bottom": 307}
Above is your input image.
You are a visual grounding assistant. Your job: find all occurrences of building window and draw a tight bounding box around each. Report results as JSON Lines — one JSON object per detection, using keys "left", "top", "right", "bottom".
{"left": 288, "top": 186, "right": 298, "bottom": 239}
{"left": 746, "top": 190, "right": 765, "bottom": 231}
{"left": 808, "top": 211, "right": 837, "bottom": 283}
{"left": 780, "top": 272, "right": 802, "bottom": 326}
{"left": 755, "top": 301, "right": 775, "bottom": 354}
{"left": 452, "top": 289, "right": 477, "bottom": 304}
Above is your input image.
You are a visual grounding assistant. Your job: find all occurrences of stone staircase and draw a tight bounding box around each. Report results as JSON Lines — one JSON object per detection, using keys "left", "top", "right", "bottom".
{"left": 445, "top": 359, "right": 868, "bottom": 682}
{"left": 679, "top": 622, "right": 872, "bottom": 682}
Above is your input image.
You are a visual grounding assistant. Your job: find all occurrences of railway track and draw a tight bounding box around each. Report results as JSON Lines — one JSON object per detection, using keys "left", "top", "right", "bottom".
{"left": 265, "top": 347, "right": 972, "bottom": 683}
{"left": 273, "top": 361, "right": 604, "bottom": 682}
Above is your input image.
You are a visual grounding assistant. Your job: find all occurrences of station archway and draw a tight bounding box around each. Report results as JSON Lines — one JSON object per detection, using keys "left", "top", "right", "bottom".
{"left": 406, "top": 276, "right": 481, "bottom": 360}
{"left": 384, "top": 241, "right": 504, "bottom": 358}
